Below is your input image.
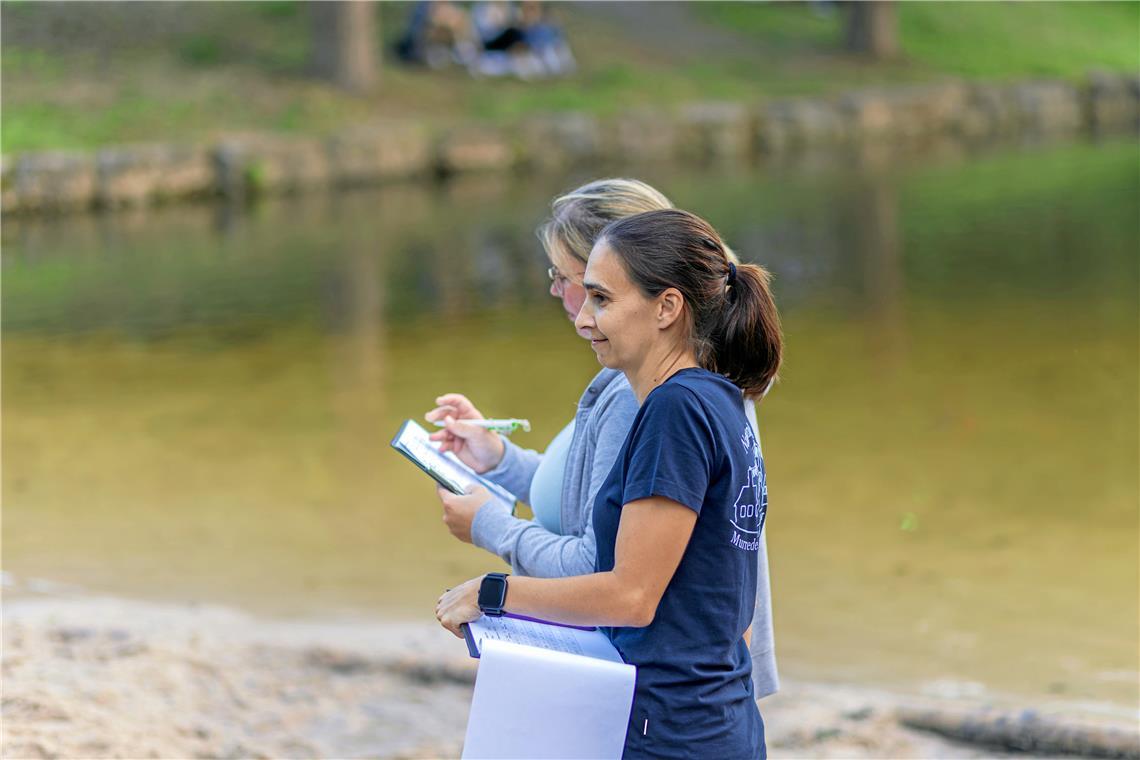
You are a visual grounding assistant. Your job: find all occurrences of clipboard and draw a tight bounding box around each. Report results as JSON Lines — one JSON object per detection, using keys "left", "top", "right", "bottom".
{"left": 460, "top": 613, "right": 622, "bottom": 663}
{"left": 461, "top": 638, "right": 636, "bottom": 759}
{"left": 390, "top": 419, "right": 518, "bottom": 512}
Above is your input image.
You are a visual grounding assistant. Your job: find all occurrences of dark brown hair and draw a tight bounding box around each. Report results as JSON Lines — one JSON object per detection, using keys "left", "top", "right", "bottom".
{"left": 597, "top": 209, "right": 783, "bottom": 399}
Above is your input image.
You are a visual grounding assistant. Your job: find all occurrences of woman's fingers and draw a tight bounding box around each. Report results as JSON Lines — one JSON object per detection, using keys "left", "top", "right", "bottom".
{"left": 425, "top": 404, "right": 459, "bottom": 424}
{"left": 435, "top": 393, "right": 472, "bottom": 408}
{"left": 441, "top": 616, "right": 464, "bottom": 638}
{"left": 429, "top": 417, "right": 472, "bottom": 454}
{"left": 435, "top": 578, "right": 483, "bottom": 638}
{"left": 424, "top": 395, "right": 491, "bottom": 462}
{"left": 431, "top": 417, "right": 485, "bottom": 449}
{"left": 428, "top": 429, "right": 451, "bottom": 444}
{"left": 431, "top": 422, "right": 476, "bottom": 457}
{"left": 435, "top": 597, "right": 466, "bottom": 639}
{"left": 442, "top": 416, "right": 484, "bottom": 440}
{"left": 434, "top": 394, "right": 483, "bottom": 419}
{"left": 435, "top": 593, "right": 464, "bottom": 638}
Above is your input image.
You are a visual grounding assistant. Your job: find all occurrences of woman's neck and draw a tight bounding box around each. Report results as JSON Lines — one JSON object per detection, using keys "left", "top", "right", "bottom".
{"left": 628, "top": 347, "right": 699, "bottom": 404}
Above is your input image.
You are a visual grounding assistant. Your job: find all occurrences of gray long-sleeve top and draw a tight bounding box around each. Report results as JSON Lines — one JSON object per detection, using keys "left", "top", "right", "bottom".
{"left": 470, "top": 368, "right": 779, "bottom": 698}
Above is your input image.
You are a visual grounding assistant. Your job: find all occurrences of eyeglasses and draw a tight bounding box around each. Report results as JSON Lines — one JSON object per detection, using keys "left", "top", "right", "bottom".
{"left": 547, "top": 265, "right": 581, "bottom": 292}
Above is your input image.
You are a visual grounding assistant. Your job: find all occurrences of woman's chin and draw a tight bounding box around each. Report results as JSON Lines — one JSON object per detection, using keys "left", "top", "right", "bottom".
{"left": 590, "top": 340, "right": 616, "bottom": 365}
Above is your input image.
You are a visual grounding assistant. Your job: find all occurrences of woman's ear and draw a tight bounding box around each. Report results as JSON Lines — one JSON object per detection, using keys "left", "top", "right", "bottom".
{"left": 657, "top": 288, "right": 685, "bottom": 330}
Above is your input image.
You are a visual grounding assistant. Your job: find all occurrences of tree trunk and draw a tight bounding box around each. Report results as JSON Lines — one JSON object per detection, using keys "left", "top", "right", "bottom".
{"left": 311, "top": 1, "right": 378, "bottom": 92}
{"left": 845, "top": 1, "right": 899, "bottom": 60}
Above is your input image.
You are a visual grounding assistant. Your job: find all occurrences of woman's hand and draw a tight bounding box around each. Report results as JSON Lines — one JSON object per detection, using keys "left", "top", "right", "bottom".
{"left": 425, "top": 393, "right": 505, "bottom": 473}
{"left": 436, "top": 576, "right": 484, "bottom": 638}
{"left": 436, "top": 485, "right": 491, "bottom": 544}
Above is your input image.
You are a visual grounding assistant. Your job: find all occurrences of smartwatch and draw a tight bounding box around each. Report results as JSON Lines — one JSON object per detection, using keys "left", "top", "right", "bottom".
{"left": 477, "top": 572, "right": 510, "bottom": 617}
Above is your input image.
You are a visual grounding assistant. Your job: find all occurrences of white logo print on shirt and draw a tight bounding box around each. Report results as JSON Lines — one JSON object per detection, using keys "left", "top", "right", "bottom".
{"left": 729, "top": 422, "right": 765, "bottom": 551}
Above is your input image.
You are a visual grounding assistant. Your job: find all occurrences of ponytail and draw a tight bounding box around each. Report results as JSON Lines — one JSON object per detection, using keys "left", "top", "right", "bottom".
{"left": 598, "top": 209, "right": 783, "bottom": 399}
{"left": 712, "top": 262, "right": 782, "bottom": 399}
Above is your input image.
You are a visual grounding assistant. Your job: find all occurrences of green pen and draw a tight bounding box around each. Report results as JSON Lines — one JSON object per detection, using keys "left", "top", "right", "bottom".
{"left": 432, "top": 418, "right": 531, "bottom": 435}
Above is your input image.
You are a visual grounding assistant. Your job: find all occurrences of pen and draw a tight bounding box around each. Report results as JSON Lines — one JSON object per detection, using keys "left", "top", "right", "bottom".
{"left": 432, "top": 418, "right": 531, "bottom": 434}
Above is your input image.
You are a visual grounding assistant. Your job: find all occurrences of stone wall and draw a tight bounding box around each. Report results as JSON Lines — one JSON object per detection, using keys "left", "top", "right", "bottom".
{"left": 3, "top": 72, "right": 1137, "bottom": 216}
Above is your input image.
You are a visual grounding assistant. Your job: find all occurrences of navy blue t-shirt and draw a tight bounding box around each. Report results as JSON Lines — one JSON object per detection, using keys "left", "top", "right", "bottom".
{"left": 593, "top": 368, "right": 767, "bottom": 759}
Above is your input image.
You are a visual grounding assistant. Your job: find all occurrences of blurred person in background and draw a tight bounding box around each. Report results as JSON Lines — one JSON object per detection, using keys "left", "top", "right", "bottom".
{"left": 394, "top": 1, "right": 479, "bottom": 69}
{"left": 396, "top": 1, "right": 574, "bottom": 78}
{"left": 471, "top": 0, "right": 575, "bottom": 78}
{"left": 425, "top": 178, "right": 779, "bottom": 700}
{"left": 516, "top": 1, "right": 576, "bottom": 76}
{"left": 437, "top": 208, "right": 783, "bottom": 758}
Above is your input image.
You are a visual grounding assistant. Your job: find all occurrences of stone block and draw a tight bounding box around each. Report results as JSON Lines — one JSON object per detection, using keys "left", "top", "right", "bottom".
{"left": 211, "top": 140, "right": 250, "bottom": 201}
{"left": 1084, "top": 70, "right": 1140, "bottom": 133}
{"left": 256, "top": 137, "right": 333, "bottom": 192}
{"left": 841, "top": 91, "right": 896, "bottom": 138}
{"left": 95, "top": 144, "right": 214, "bottom": 207}
{"left": 962, "top": 85, "right": 1022, "bottom": 139}
{"left": 891, "top": 83, "right": 972, "bottom": 138}
{"left": 678, "top": 102, "right": 754, "bottom": 162}
{"left": 8, "top": 151, "right": 97, "bottom": 212}
{"left": 518, "top": 113, "right": 604, "bottom": 170}
{"left": 213, "top": 135, "right": 333, "bottom": 198}
{"left": 327, "top": 121, "right": 432, "bottom": 185}
{"left": 435, "top": 127, "right": 516, "bottom": 174}
{"left": 611, "top": 108, "right": 680, "bottom": 163}
{"left": 756, "top": 99, "right": 847, "bottom": 152}
{"left": 1011, "top": 81, "right": 1085, "bottom": 137}
{"left": 1, "top": 155, "right": 16, "bottom": 213}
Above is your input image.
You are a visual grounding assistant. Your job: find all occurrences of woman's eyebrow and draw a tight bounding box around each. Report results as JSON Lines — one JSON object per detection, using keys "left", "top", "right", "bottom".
{"left": 583, "top": 280, "right": 612, "bottom": 296}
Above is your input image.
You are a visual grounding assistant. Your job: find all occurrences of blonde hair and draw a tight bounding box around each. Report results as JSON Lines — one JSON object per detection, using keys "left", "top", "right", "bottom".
{"left": 538, "top": 177, "right": 739, "bottom": 268}
{"left": 538, "top": 179, "right": 673, "bottom": 269}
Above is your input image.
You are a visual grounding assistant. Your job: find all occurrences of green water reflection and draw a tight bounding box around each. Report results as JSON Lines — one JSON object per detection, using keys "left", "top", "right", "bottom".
{"left": 3, "top": 140, "right": 1138, "bottom": 710}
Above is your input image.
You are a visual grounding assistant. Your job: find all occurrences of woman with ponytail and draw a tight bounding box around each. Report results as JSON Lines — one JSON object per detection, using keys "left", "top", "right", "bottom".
{"left": 437, "top": 208, "right": 782, "bottom": 759}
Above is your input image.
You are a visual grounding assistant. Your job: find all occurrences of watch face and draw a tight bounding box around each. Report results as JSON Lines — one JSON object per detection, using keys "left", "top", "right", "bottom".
{"left": 478, "top": 575, "right": 508, "bottom": 610}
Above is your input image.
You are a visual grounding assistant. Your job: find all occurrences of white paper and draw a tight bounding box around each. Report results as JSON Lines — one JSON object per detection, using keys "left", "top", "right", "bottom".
{"left": 462, "top": 639, "right": 636, "bottom": 759}
{"left": 467, "top": 615, "right": 625, "bottom": 664}
{"left": 393, "top": 420, "right": 516, "bottom": 508}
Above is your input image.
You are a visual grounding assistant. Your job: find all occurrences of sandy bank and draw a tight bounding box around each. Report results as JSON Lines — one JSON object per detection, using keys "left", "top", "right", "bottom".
{"left": 2, "top": 591, "right": 1132, "bottom": 759}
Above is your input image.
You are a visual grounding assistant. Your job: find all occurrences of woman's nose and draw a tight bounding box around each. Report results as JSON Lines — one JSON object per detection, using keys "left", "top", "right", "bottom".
{"left": 574, "top": 301, "right": 594, "bottom": 332}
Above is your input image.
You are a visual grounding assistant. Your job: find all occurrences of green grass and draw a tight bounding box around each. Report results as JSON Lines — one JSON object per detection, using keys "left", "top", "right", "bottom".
{"left": 698, "top": 1, "right": 1139, "bottom": 78}
{"left": 2, "top": 2, "right": 1137, "bottom": 153}
{"left": 696, "top": 1, "right": 843, "bottom": 51}
{"left": 899, "top": 1, "right": 1139, "bottom": 77}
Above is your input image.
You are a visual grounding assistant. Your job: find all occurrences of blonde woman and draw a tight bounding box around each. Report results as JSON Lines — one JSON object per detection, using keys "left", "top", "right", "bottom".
{"left": 426, "top": 180, "right": 778, "bottom": 699}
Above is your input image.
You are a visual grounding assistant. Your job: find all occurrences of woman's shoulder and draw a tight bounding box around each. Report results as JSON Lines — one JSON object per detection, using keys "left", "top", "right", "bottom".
{"left": 651, "top": 369, "right": 735, "bottom": 406}
{"left": 640, "top": 376, "right": 710, "bottom": 424}
{"left": 640, "top": 370, "right": 744, "bottom": 435}
{"left": 674, "top": 367, "right": 738, "bottom": 391}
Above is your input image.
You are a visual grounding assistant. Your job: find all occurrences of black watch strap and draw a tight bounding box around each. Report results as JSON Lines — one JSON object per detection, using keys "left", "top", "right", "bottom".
{"left": 478, "top": 572, "right": 510, "bottom": 617}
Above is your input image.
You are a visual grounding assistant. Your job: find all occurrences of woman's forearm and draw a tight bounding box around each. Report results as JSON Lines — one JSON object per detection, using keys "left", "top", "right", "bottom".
{"left": 506, "top": 571, "right": 656, "bottom": 628}
{"left": 436, "top": 497, "right": 696, "bottom": 637}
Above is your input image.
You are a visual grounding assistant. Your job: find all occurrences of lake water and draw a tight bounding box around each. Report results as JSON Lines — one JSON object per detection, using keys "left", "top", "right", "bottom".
{"left": 4, "top": 138, "right": 1138, "bottom": 713}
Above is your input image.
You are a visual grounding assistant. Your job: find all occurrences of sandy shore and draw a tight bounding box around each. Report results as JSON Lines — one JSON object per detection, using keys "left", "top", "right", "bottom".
{"left": 1, "top": 590, "right": 1131, "bottom": 759}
